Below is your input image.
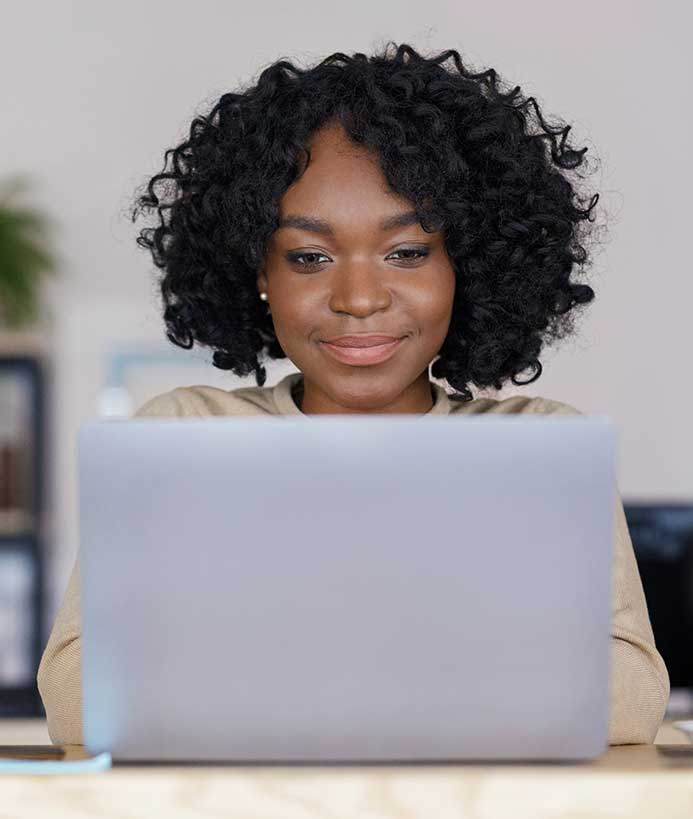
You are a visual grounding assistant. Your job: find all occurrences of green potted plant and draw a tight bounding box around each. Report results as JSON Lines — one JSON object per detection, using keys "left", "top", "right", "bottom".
{"left": 0, "top": 176, "right": 57, "bottom": 329}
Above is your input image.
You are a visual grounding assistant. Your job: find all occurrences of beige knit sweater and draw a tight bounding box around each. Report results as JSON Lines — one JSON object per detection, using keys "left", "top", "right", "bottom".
{"left": 37, "top": 372, "right": 670, "bottom": 747}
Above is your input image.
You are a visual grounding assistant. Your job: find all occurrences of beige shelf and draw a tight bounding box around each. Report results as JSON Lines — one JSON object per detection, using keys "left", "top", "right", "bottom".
{"left": 0, "top": 330, "right": 46, "bottom": 356}
{"left": 0, "top": 508, "right": 34, "bottom": 538}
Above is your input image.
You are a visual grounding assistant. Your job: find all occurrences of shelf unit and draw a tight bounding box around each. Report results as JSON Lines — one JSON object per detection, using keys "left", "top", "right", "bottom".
{"left": 0, "top": 332, "right": 46, "bottom": 716}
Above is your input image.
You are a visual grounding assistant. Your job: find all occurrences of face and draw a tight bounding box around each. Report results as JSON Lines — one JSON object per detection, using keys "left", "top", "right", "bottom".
{"left": 257, "top": 120, "right": 456, "bottom": 414}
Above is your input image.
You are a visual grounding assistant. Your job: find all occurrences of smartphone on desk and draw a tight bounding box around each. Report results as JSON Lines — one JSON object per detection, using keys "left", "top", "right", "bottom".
{"left": 0, "top": 745, "right": 65, "bottom": 760}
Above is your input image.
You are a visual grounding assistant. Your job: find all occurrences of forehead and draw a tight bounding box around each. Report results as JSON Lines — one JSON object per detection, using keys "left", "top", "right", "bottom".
{"left": 306, "top": 119, "right": 376, "bottom": 163}
{"left": 292, "top": 126, "right": 388, "bottom": 192}
{"left": 278, "top": 124, "right": 416, "bottom": 231}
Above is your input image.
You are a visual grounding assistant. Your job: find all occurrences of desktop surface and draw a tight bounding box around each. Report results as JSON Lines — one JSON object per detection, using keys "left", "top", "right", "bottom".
{"left": 1, "top": 718, "right": 692, "bottom": 819}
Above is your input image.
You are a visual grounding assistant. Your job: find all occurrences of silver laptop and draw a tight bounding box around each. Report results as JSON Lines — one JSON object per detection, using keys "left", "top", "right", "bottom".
{"left": 77, "top": 411, "right": 616, "bottom": 762}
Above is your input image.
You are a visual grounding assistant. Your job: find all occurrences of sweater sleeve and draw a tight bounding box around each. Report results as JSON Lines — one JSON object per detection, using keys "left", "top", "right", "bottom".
{"left": 535, "top": 397, "right": 670, "bottom": 744}
{"left": 36, "top": 389, "right": 187, "bottom": 746}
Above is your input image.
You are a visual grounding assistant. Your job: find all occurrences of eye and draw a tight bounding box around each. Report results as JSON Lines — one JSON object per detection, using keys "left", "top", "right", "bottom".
{"left": 286, "top": 246, "right": 430, "bottom": 271}
{"left": 388, "top": 247, "right": 430, "bottom": 263}
{"left": 286, "top": 251, "right": 330, "bottom": 268}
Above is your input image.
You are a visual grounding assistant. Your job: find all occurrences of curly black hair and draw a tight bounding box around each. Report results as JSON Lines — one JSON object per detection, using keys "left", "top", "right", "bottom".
{"left": 131, "top": 41, "right": 603, "bottom": 402}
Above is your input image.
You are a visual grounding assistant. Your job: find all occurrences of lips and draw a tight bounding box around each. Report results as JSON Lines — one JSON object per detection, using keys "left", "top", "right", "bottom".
{"left": 320, "top": 334, "right": 403, "bottom": 348}
{"left": 319, "top": 337, "right": 405, "bottom": 366}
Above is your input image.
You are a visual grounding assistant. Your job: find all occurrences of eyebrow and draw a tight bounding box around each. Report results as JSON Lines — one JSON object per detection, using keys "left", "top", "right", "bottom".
{"left": 276, "top": 210, "right": 422, "bottom": 236}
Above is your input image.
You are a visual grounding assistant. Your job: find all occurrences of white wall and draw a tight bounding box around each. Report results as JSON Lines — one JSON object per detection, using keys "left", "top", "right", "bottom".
{"left": 2, "top": 1, "right": 691, "bottom": 628}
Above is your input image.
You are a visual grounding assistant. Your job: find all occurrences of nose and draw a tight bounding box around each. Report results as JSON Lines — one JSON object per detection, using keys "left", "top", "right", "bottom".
{"left": 328, "top": 259, "right": 392, "bottom": 317}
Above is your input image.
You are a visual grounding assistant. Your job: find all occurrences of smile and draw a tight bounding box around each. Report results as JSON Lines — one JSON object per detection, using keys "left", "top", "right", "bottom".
{"left": 319, "top": 338, "right": 404, "bottom": 366}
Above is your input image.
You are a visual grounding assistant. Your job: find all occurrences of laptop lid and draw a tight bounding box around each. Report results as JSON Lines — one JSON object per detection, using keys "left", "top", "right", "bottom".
{"left": 78, "top": 413, "right": 616, "bottom": 762}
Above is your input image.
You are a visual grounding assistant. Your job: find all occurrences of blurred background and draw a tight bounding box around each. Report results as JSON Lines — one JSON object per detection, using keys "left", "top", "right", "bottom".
{"left": 0, "top": 1, "right": 691, "bottom": 718}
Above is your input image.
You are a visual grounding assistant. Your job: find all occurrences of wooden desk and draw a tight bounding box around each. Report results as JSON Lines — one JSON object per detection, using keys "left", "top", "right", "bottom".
{"left": 1, "top": 719, "right": 692, "bottom": 819}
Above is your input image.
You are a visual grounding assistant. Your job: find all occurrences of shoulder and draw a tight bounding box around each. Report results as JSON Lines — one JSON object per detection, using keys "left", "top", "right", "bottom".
{"left": 449, "top": 393, "right": 584, "bottom": 417}
{"left": 132, "top": 383, "right": 278, "bottom": 418}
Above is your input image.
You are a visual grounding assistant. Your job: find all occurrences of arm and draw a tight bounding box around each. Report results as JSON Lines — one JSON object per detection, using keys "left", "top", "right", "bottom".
{"left": 607, "top": 493, "right": 670, "bottom": 743}
{"left": 537, "top": 398, "right": 670, "bottom": 744}
{"left": 37, "top": 389, "right": 187, "bottom": 745}
{"left": 36, "top": 558, "right": 83, "bottom": 745}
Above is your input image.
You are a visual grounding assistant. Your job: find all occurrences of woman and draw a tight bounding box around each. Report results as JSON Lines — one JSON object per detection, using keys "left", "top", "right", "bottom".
{"left": 38, "top": 42, "right": 669, "bottom": 746}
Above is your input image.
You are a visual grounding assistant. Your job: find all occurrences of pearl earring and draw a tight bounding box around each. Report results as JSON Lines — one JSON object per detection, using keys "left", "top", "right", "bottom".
{"left": 259, "top": 292, "right": 268, "bottom": 301}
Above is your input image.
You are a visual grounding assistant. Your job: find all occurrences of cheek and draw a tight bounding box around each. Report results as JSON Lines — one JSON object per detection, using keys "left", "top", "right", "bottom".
{"left": 412, "top": 284, "right": 455, "bottom": 326}
{"left": 270, "top": 292, "right": 321, "bottom": 344}
{"left": 282, "top": 299, "right": 321, "bottom": 331}
{"left": 413, "top": 275, "right": 456, "bottom": 342}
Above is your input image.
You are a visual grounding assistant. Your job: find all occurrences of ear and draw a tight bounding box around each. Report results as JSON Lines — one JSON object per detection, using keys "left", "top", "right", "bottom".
{"left": 256, "top": 268, "right": 268, "bottom": 296}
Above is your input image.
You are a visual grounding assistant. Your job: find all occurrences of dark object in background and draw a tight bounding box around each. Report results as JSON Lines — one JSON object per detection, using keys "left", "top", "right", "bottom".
{"left": 0, "top": 354, "right": 45, "bottom": 716}
{"left": 625, "top": 503, "right": 693, "bottom": 690}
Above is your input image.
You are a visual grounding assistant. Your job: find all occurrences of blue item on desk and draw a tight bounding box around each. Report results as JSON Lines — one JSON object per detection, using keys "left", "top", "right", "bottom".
{"left": 0, "top": 751, "right": 111, "bottom": 774}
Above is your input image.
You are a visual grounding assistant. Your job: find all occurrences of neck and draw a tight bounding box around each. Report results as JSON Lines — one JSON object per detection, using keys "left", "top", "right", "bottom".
{"left": 294, "top": 374, "right": 436, "bottom": 415}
